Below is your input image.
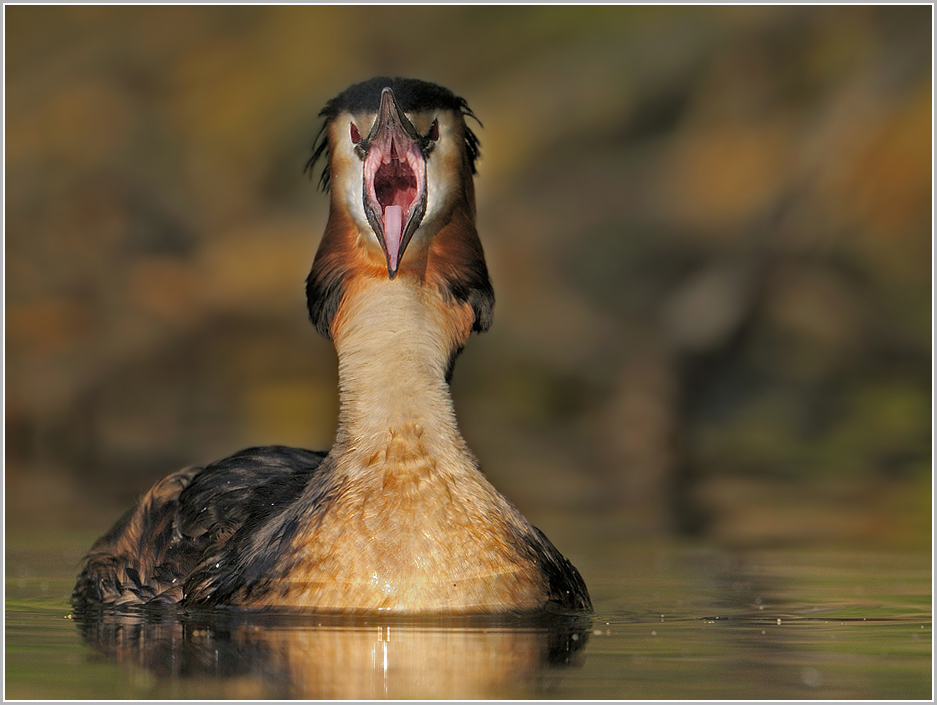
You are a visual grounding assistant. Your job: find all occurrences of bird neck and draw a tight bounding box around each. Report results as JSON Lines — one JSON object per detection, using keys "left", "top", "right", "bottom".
{"left": 329, "top": 275, "right": 475, "bottom": 479}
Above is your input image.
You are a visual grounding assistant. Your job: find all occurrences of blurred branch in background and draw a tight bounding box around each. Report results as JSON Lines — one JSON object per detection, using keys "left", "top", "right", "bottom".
{"left": 4, "top": 5, "right": 932, "bottom": 550}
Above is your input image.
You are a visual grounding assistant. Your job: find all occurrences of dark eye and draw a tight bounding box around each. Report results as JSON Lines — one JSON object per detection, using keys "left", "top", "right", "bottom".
{"left": 427, "top": 119, "right": 439, "bottom": 141}
{"left": 350, "top": 123, "right": 361, "bottom": 143}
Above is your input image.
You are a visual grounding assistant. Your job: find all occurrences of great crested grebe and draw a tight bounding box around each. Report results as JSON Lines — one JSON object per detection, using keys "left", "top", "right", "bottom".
{"left": 73, "top": 77, "right": 591, "bottom": 614}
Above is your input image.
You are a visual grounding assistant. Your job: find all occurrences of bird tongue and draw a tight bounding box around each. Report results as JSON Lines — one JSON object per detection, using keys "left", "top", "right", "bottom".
{"left": 383, "top": 205, "right": 405, "bottom": 272}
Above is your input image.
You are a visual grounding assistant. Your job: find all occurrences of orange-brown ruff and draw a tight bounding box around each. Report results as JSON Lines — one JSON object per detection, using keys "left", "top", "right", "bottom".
{"left": 73, "top": 77, "right": 591, "bottom": 614}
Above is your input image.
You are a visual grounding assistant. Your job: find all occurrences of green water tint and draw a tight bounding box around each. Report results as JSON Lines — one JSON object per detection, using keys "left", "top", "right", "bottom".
{"left": 5, "top": 537, "right": 931, "bottom": 699}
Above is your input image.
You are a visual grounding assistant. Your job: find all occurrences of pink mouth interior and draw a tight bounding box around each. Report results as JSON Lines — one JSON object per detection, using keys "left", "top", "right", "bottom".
{"left": 366, "top": 137, "right": 425, "bottom": 272}
{"left": 382, "top": 205, "right": 404, "bottom": 268}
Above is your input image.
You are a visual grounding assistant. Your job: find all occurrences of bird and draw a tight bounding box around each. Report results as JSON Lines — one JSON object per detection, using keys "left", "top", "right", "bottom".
{"left": 72, "top": 77, "right": 591, "bottom": 615}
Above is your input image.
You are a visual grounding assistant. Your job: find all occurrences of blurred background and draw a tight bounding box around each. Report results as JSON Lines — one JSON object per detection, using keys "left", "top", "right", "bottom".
{"left": 5, "top": 5, "right": 932, "bottom": 553}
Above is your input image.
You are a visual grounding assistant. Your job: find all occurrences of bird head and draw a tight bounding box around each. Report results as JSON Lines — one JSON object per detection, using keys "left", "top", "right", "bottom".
{"left": 305, "top": 78, "right": 492, "bottom": 343}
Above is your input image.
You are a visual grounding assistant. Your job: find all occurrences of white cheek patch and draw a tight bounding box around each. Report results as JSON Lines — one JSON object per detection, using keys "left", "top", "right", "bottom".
{"left": 422, "top": 122, "right": 461, "bottom": 223}
{"left": 329, "top": 102, "right": 469, "bottom": 275}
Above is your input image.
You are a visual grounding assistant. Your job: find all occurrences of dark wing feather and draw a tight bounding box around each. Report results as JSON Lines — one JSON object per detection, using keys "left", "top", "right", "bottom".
{"left": 181, "top": 454, "right": 343, "bottom": 607}
{"left": 523, "top": 526, "right": 592, "bottom": 612}
{"left": 72, "top": 445, "right": 327, "bottom": 612}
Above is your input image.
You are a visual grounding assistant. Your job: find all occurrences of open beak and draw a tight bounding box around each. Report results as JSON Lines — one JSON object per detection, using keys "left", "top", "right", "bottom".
{"left": 360, "top": 88, "right": 428, "bottom": 279}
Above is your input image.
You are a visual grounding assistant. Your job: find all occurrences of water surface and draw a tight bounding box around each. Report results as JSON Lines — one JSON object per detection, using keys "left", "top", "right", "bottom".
{"left": 5, "top": 524, "right": 931, "bottom": 699}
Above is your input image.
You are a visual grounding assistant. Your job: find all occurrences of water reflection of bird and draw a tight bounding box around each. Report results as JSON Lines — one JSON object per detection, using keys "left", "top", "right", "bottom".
{"left": 75, "top": 611, "right": 591, "bottom": 698}
{"left": 73, "top": 77, "right": 591, "bottom": 615}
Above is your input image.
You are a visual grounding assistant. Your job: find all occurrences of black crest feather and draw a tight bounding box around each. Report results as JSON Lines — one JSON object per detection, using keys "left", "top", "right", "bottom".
{"left": 305, "top": 77, "right": 482, "bottom": 192}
